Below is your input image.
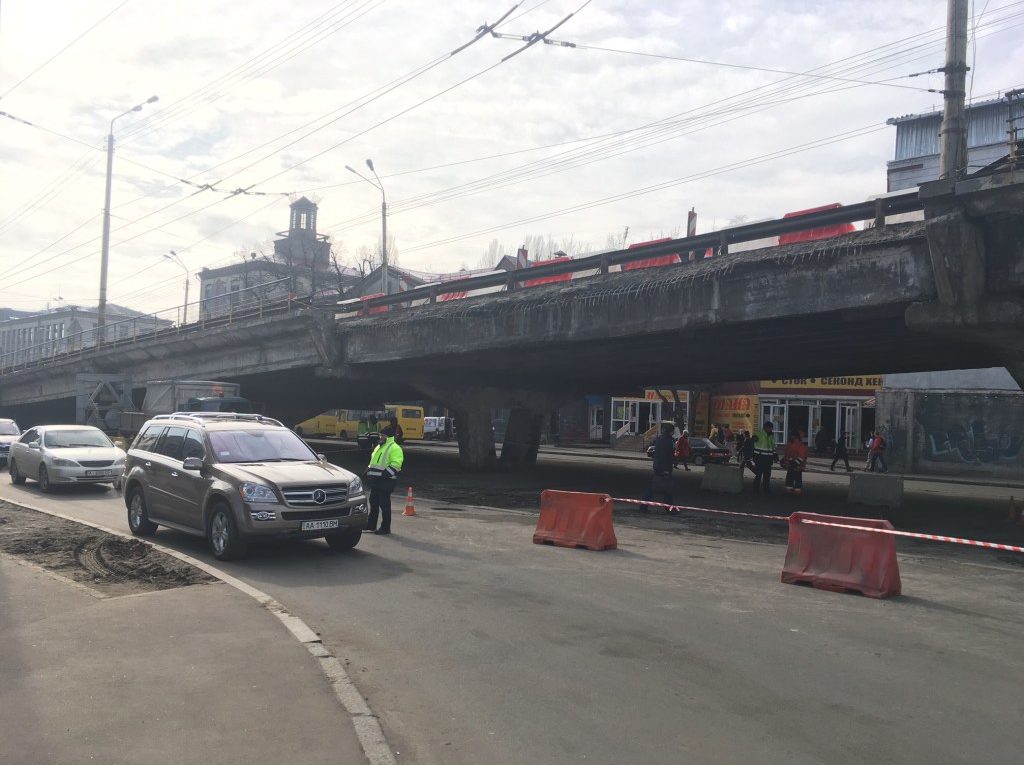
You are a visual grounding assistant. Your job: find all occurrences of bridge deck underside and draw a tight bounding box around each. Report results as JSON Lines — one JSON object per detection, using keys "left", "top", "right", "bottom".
{"left": 351, "top": 304, "right": 1002, "bottom": 394}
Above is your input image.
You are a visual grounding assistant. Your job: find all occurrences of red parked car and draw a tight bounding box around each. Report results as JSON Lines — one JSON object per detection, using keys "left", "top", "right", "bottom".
{"left": 647, "top": 437, "right": 730, "bottom": 466}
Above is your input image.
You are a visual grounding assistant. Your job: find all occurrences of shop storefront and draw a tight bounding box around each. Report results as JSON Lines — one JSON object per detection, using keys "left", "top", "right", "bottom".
{"left": 611, "top": 390, "right": 688, "bottom": 436}
{"left": 759, "top": 377, "right": 882, "bottom": 450}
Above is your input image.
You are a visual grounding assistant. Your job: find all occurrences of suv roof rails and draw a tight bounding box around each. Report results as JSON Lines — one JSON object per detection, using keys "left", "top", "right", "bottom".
{"left": 151, "top": 412, "right": 285, "bottom": 427}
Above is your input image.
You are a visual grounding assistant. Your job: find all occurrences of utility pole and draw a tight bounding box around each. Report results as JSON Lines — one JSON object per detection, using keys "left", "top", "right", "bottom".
{"left": 96, "top": 95, "right": 158, "bottom": 343}
{"left": 938, "top": 0, "right": 969, "bottom": 179}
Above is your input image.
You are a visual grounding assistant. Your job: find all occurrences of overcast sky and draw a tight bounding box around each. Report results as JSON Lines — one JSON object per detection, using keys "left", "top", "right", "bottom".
{"left": 0, "top": 0, "right": 1020, "bottom": 315}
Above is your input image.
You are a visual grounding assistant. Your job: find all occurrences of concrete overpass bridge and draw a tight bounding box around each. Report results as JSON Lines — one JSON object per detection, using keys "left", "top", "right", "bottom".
{"left": 2, "top": 170, "right": 1022, "bottom": 468}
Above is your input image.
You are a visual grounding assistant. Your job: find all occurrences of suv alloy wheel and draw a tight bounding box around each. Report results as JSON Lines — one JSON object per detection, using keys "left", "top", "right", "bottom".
{"left": 127, "top": 489, "right": 158, "bottom": 536}
{"left": 207, "top": 501, "right": 248, "bottom": 561}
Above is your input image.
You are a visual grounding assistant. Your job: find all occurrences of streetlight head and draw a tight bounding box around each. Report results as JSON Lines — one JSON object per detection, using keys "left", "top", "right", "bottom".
{"left": 365, "top": 159, "right": 375, "bottom": 172}
{"left": 132, "top": 105, "right": 143, "bottom": 112}
{"left": 147, "top": 95, "right": 159, "bottom": 104}
{"left": 345, "top": 165, "right": 357, "bottom": 174}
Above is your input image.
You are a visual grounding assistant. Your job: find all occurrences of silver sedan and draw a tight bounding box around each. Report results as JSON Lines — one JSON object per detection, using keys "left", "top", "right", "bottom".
{"left": 8, "top": 425, "right": 126, "bottom": 492}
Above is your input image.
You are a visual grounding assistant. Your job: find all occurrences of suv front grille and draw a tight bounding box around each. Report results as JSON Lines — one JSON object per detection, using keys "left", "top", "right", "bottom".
{"left": 79, "top": 460, "right": 114, "bottom": 467}
{"left": 281, "top": 507, "right": 352, "bottom": 521}
{"left": 281, "top": 484, "right": 348, "bottom": 507}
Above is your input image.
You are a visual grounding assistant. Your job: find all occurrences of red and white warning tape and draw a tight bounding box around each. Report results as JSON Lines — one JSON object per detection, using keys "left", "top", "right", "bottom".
{"left": 613, "top": 498, "right": 1024, "bottom": 554}
{"left": 798, "top": 519, "right": 1024, "bottom": 554}
{"left": 613, "top": 497, "right": 787, "bottom": 522}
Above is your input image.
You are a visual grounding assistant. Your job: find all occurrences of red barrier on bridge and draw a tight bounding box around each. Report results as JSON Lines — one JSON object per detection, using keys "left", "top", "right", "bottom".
{"left": 779, "top": 204, "right": 856, "bottom": 244}
{"left": 533, "top": 490, "right": 617, "bottom": 551}
{"left": 524, "top": 257, "right": 573, "bottom": 287}
{"left": 781, "top": 512, "right": 901, "bottom": 598}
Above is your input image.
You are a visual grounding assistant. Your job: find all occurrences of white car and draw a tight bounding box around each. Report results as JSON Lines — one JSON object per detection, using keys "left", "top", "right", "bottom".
{"left": 0, "top": 419, "right": 20, "bottom": 466}
{"left": 8, "top": 425, "right": 126, "bottom": 492}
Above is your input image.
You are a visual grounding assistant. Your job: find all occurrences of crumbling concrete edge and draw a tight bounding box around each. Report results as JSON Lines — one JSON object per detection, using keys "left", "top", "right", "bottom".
{"left": 1, "top": 496, "right": 398, "bottom": 765}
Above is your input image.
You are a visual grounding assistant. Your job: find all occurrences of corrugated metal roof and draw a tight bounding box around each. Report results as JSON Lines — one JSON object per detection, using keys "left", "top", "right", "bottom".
{"left": 889, "top": 96, "right": 1018, "bottom": 161}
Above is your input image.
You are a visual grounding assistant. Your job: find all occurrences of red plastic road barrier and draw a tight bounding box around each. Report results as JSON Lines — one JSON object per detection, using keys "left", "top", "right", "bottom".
{"left": 534, "top": 490, "right": 617, "bottom": 551}
{"left": 782, "top": 512, "right": 901, "bottom": 598}
{"left": 779, "top": 203, "right": 856, "bottom": 244}
{"left": 623, "top": 238, "right": 681, "bottom": 271}
{"left": 524, "top": 257, "right": 573, "bottom": 287}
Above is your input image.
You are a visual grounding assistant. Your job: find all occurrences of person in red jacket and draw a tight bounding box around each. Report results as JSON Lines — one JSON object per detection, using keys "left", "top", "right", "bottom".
{"left": 673, "top": 430, "right": 692, "bottom": 471}
{"left": 782, "top": 431, "right": 808, "bottom": 495}
{"left": 867, "top": 431, "right": 888, "bottom": 472}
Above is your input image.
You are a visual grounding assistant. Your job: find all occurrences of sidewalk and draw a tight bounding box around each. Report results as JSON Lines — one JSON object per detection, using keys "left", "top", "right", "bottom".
{"left": 0, "top": 555, "right": 367, "bottom": 765}
{"left": 404, "top": 440, "right": 1024, "bottom": 490}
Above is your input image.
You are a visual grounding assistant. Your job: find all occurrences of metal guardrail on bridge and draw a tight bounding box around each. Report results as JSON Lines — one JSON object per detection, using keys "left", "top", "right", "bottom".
{"left": 1, "top": 190, "right": 925, "bottom": 376}
{"left": 330, "top": 190, "right": 925, "bottom": 313}
{"left": 0, "top": 278, "right": 299, "bottom": 375}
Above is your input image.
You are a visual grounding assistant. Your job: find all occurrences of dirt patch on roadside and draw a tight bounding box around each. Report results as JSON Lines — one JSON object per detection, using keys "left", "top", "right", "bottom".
{"left": 0, "top": 500, "right": 215, "bottom": 596}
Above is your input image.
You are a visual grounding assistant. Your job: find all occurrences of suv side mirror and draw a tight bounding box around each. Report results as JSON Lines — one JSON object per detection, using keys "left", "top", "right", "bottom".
{"left": 182, "top": 457, "right": 203, "bottom": 470}
{"left": 316, "top": 453, "right": 326, "bottom": 462}
{"left": 28, "top": 440, "right": 41, "bottom": 450}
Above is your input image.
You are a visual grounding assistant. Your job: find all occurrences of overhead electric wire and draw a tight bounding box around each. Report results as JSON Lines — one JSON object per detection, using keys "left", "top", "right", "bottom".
{"left": 0, "top": 3, "right": 534, "bottom": 295}
{"left": 119, "top": 0, "right": 384, "bottom": 142}
{"left": 0, "top": 0, "right": 133, "bottom": 100}
{"left": 400, "top": 124, "right": 893, "bottom": 254}
{"left": 212, "top": 1, "right": 541, "bottom": 188}
{"left": 6, "top": 2, "right": 1015, "bottom": 303}
{"left": 327, "top": 25, "right": 959, "bottom": 230}
{"left": 2, "top": 2, "right": 528, "bottom": 289}
{"left": 108, "top": 196, "right": 284, "bottom": 301}
{"left": 326, "top": 11, "right": 1024, "bottom": 233}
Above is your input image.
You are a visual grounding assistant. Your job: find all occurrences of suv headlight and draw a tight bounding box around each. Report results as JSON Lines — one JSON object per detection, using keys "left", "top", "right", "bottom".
{"left": 349, "top": 476, "right": 363, "bottom": 495}
{"left": 239, "top": 482, "right": 278, "bottom": 503}
{"left": 51, "top": 457, "right": 79, "bottom": 467}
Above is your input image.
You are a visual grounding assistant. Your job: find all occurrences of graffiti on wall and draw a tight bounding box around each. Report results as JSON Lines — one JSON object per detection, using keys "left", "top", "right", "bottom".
{"left": 913, "top": 393, "right": 1024, "bottom": 476}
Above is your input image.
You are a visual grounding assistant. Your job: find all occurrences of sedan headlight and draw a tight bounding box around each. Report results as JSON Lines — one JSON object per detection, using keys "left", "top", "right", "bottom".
{"left": 238, "top": 482, "right": 278, "bottom": 503}
{"left": 113, "top": 455, "right": 126, "bottom": 467}
{"left": 51, "top": 457, "right": 79, "bottom": 467}
{"left": 349, "top": 476, "right": 363, "bottom": 495}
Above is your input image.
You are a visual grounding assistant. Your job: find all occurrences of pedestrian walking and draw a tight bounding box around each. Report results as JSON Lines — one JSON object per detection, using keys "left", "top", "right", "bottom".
{"left": 750, "top": 421, "right": 777, "bottom": 494}
{"left": 830, "top": 432, "right": 852, "bottom": 471}
{"left": 389, "top": 415, "right": 404, "bottom": 444}
{"left": 365, "top": 425, "right": 404, "bottom": 535}
{"left": 814, "top": 428, "right": 828, "bottom": 456}
{"left": 739, "top": 431, "right": 755, "bottom": 475}
{"left": 673, "top": 430, "right": 692, "bottom": 471}
{"left": 708, "top": 423, "right": 720, "bottom": 446}
{"left": 783, "top": 431, "right": 808, "bottom": 495}
{"left": 867, "top": 431, "right": 888, "bottom": 473}
{"left": 642, "top": 421, "right": 676, "bottom": 512}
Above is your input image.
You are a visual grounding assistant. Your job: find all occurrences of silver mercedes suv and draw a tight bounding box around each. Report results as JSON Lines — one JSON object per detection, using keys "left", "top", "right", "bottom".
{"left": 122, "top": 413, "right": 368, "bottom": 560}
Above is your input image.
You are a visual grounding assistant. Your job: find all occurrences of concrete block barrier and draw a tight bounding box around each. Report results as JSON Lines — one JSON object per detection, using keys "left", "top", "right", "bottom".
{"left": 848, "top": 472, "right": 904, "bottom": 509}
{"left": 533, "top": 490, "right": 617, "bottom": 551}
{"left": 781, "top": 512, "right": 902, "bottom": 599}
{"left": 700, "top": 464, "right": 744, "bottom": 494}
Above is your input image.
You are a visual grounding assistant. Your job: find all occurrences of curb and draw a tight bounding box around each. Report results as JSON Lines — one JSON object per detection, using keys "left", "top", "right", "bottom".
{"left": 1, "top": 496, "right": 397, "bottom": 765}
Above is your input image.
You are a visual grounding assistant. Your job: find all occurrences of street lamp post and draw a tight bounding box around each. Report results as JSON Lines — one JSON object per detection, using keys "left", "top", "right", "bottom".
{"left": 97, "top": 95, "right": 158, "bottom": 343}
{"left": 345, "top": 159, "right": 388, "bottom": 295}
{"left": 164, "top": 250, "right": 189, "bottom": 325}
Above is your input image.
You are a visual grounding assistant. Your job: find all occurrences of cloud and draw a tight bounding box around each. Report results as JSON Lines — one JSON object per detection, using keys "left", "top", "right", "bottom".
{"left": 0, "top": 0, "right": 1019, "bottom": 312}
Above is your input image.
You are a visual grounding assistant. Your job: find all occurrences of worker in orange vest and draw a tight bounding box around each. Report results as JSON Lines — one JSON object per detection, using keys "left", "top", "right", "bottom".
{"left": 782, "top": 431, "right": 808, "bottom": 495}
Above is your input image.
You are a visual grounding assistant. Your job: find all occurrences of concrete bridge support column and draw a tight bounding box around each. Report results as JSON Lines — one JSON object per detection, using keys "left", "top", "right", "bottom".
{"left": 911, "top": 183, "right": 1024, "bottom": 392}
{"left": 453, "top": 405, "right": 497, "bottom": 470}
{"left": 499, "top": 407, "right": 544, "bottom": 467}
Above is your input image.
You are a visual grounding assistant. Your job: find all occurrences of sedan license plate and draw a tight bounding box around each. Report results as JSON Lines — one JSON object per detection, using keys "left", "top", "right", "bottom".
{"left": 86, "top": 469, "right": 115, "bottom": 477}
{"left": 301, "top": 519, "right": 339, "bottom": 531}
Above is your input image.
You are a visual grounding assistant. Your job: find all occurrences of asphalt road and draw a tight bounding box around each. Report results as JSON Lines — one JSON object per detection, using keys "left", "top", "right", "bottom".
{"left": 2, "top": 461, "right": 1021, "bottom": 765}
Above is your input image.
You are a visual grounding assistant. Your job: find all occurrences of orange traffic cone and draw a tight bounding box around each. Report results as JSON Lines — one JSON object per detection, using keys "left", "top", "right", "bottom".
{"left": 1009, "top": 496, "right": 1022, "bottom": 524}
{"left": 403, "top": 486, "right": 417, "bottom": 517}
